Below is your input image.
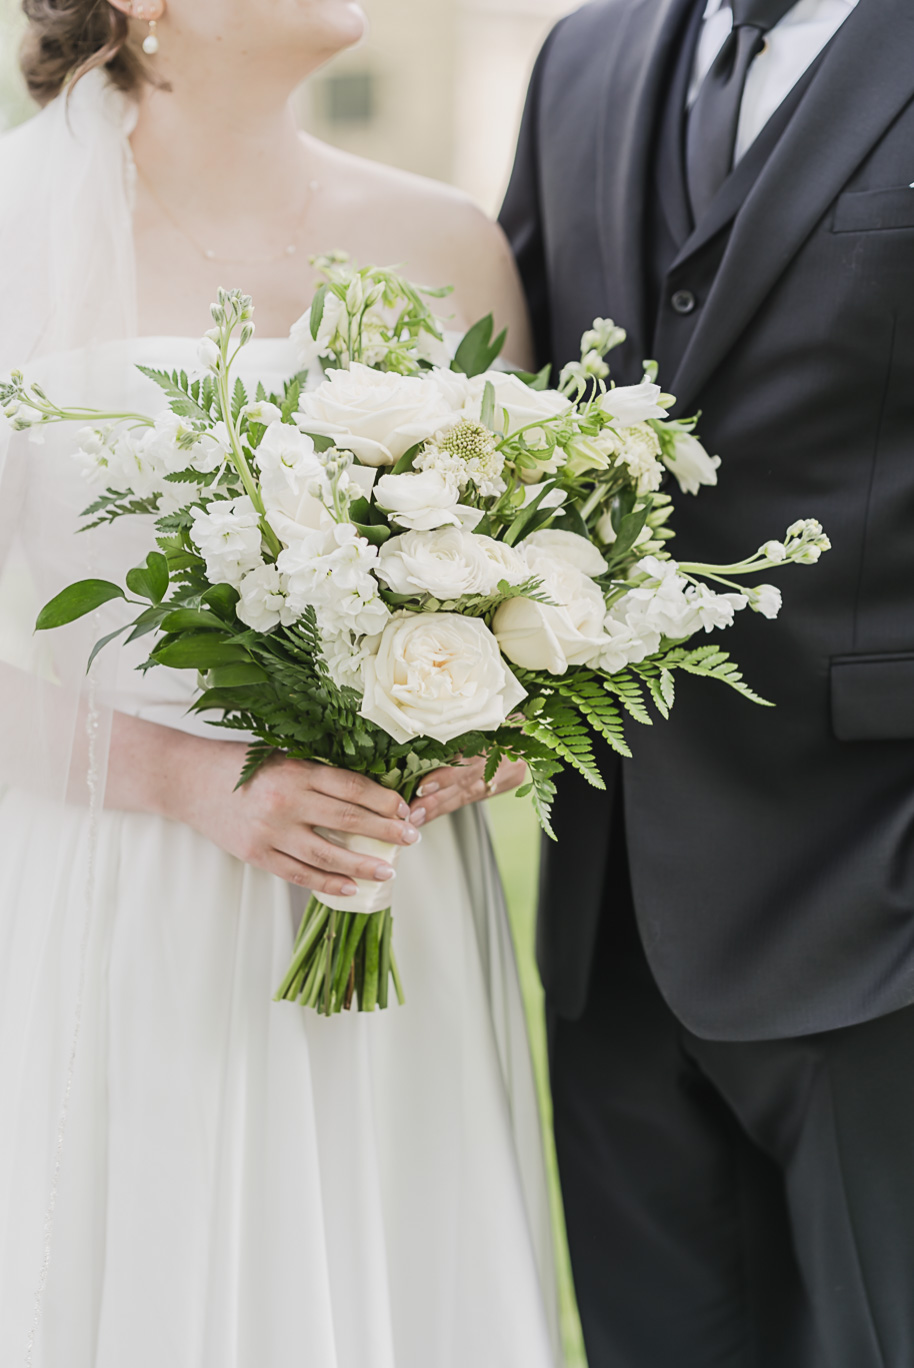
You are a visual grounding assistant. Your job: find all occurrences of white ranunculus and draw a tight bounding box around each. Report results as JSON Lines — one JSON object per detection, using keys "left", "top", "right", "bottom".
{"left": 464, "top": 370, "right": 572, "bottom": 438}
{"left": 478, "top": 536, "right": 529, "bottom": 587}
{"left": 236, "top": 562, "right": 297, "bottom": 632}
{"left": 360, "top": 612, "right": 526, "bottom": 744}
{"left": 376, "top": 526, "right": 506, "bottom": 600}
{"left": 493, "top": 532, "right": 608, "bottom": 674}
{"left": 374, "top": 469, "right": 484, "bottom": 532}
{"left": 296, "top": 363, "right": 460, "bottom": 467}
{"left": 598, "top": 381, "right": 668, "bottom": 426}
{"left": 663, "top": 431, "right": 721, "bottom": 496}
{"left": 190, "top": 496, "right": 264, "bottom": 588}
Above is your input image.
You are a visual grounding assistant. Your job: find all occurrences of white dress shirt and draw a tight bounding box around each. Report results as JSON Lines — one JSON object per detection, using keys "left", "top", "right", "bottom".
{"left": 688, "top": 0, "right": 860, "bottom": 164}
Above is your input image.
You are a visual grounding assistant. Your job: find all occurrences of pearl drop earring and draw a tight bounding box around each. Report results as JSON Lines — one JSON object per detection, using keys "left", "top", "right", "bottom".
{"left": 142, "top": 19, "right": 159, "bottom": 55}
{"left": 134, "top": 5, "right": 160, "bottom": 55}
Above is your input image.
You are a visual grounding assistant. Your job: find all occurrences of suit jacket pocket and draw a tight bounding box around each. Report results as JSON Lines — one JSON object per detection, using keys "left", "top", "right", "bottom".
{"left": 832, "top": 186, "right": 914, "bottom": 234}
{"left": 831, "top": 652, "right": 914, "bottom": 740}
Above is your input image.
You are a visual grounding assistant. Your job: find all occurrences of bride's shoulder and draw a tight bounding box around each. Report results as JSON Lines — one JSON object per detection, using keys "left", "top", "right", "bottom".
{"left": 304, "top": 136, "right": 530, "bottom": 359}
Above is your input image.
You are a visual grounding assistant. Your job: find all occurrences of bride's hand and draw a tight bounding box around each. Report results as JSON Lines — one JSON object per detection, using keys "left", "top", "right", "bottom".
{"left": 408, "top": 756, "right": 527, "bottom": 825}
{"left": 107, "top": 716, "right": 422, "bottom": 899}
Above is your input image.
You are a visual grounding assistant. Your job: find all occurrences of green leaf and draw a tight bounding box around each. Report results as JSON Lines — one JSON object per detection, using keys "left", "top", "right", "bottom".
{"left": 160, "top": 608, "right": 228, "bottom": 632}
{"left": 353, "top": 521, "right": 391, "bottom": 546}
{"left": 506, "top": 363, "right": 552, "bottom": 391}
{"left": 125, "top": 552, "right": 169, "bottom": 605}
{"left": 310, "top": 283, "right": 328, "bottom": 341}
{"left": 452, "top": 315, "right": 507, "bottom": 378}
{"left": 503, "top": 484, "right": 554, "bottom": 547}
{"left": 232, "top": 377, "right": 248, "bottom": 423}
{"left": 36, "top": 579, "right": 126, "bottom": 630}
{"left": 135, "top": 365, "right": 209, "bottom": 422}
{"left": 202, "top": 583, "right": 241, "bottom": 621}
{"left": 206, "top": 662, "right": 270, "bottom": 687}
{"left": 87, "top": 622, "right": 131, "bottom": 671}
{"left": 390, "top": 441, "right": 423, "bottom": 475}
{"left": 153, "top": 634, "right": 252, "bottom": 670}
{"left": 125, "top": 603, "right": 170, "bottom": 644}
{"left": 480, "top": 380, "right": 497, "bottom": 432}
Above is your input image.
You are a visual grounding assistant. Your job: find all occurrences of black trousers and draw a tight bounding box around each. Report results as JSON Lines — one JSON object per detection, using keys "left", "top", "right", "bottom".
{"left": 551, "top": 823, "right": 914, "bottom": 1368}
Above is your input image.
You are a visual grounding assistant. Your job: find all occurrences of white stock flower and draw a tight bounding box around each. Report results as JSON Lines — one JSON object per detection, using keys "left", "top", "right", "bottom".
{"left": 598, "top": 381, "right": 669, "bottom": 426}
{"left": 763, "top": 540, "right": 788, "bottom": 563}
{"left": 414, "top": 326, "right": 452, "bottom": 368}
{"left": 278, "top": 522, "right": 389, "bottom": 637}
{"left": 464, "top": 370, "right": 572, "bottom": 439}
{"left": 242, "top": 400, "right": 284, "bottom": 427}
{"left": 609, "top": 556, "right": 747, "bottom": 644}
{"left": 256, "top": 421, "right": 327, "bottom": 535}
{"left": 376, "top": 526, "right": 515, "bottom": 601}
{"left": 613, "top": 422, "right": 664, "bottom": 494}
{"left": 197, "top": 331, "right": 222, "bottom": 374}
{"left": 190, "top": 496, "right": 264, "bottom": 589}
{"left": 493, "top": 530, "right": 609, "bottom": 674}
{"left": 663, "top": 431, "right": 721, "bottom": 496}
{"left": 375, "top": 469, "right": 484, "bottom": 532}
{"left": 291, "top": 292, "right": 346, "bottom": 370}
{"left": 747, "top": 584, "right": 782, "bottom": 619}
{"left": 145, "top": 411, "right": 229, "bottom": 478}
{"left": 360, "top": 611, "right": 526, "bottom": 744}
{"left": 296, "top": 364, "right": 460, "bottom": 467}
{"left": 236, "top": 562, "right": 297, "bottom": 632}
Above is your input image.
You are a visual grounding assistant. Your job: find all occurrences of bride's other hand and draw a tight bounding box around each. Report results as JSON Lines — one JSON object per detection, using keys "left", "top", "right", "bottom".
{"left": 107, "top": 714, "right": 420, "bottom": 898}
{"left": 409, "top": 756, "right": 528, "bottom": 825}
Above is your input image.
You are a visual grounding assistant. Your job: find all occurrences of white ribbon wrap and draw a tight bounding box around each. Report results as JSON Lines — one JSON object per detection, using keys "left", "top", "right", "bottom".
{"left": 313, "top": 827, "right": 401, "bottom": 913}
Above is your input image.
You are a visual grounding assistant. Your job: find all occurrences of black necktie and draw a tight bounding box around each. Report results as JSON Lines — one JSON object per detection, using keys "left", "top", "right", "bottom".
{"left": 686, "top": 0, "right": 797, "bottom": 221}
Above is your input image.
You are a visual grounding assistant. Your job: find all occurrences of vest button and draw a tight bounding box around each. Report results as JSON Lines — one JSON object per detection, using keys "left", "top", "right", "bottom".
{"left": 671, "top": 289, "right": 697, "bottom": 315}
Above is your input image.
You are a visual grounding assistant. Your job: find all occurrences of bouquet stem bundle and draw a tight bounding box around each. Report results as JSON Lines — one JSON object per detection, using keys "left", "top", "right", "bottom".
{"left": 276, "top": 898, "right": 404, "bottom": 1015}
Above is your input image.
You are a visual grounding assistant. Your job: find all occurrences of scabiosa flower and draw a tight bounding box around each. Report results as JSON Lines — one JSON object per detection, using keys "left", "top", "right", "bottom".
{"left": 415, "top": 419, "right": 506, "bottom": 497}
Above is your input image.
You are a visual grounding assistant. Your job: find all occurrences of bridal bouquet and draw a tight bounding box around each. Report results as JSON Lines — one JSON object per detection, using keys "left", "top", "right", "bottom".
{"left": 2, "top": 255, "right": 829, "bottom": 1015}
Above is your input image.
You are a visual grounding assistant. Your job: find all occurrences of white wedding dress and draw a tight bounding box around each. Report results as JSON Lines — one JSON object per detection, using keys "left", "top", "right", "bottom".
{"left": 0, "top": 347, "right": 559, "bottom": 1360}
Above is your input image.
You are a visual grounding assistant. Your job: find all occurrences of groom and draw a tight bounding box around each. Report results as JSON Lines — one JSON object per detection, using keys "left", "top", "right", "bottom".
{"left": 502, "top": 0, "right": 914, "bottom": 1364}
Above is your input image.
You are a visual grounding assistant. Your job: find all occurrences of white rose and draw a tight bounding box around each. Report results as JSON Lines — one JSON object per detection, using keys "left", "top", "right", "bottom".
{"left": 237, "top": 562, "right": 297, "bottom": 632}
{"left": 493, "top": 533, "right": 608, "bottom": 674}
{"left": 374, "top": 469, "right": 484, "bottom": 532}
{"left": 464, "top": 370, "right": 572, "bottom": 438}
{"left": 598, "top": 381, "right": 668, "bottom": 426}
{"left": 521, "top": 528, "right": 608, "bottom": 579}
{"left": 296, "top": 363, "right": 459, "bottom": 467}
{"left": 360, "top": 611, "right": 526, "bottom": 744}
{"left": 663, "top": 431, "right": 721, "bottom": 496}
{"left": 376, "top": 526, "right": 506, "bottom": 600}
{"left": 190, "top": 496, "right": 264, "bottom": 589}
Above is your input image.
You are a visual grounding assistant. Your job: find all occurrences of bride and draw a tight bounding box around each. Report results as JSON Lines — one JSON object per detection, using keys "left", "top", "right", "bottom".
{"left": 0, "top": 2, "right": 560, "bottom": 1365}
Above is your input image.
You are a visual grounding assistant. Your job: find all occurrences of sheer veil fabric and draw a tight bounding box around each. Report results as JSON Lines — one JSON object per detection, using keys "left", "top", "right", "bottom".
{"left": 0, "top": 72, "right": 561, "bottom": 1366}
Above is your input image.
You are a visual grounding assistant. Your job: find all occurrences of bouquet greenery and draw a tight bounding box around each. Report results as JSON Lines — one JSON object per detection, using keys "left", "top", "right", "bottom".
{"left": 1, "top": 255, "right": 829, "bottom": 1015}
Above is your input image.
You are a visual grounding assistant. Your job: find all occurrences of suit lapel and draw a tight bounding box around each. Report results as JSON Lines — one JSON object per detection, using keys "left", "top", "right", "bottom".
{"left": 668, "top": 0, "right": 914, "bottom": 412}
{"left": 595, "top": 0, "right": 695, "bottom": 368}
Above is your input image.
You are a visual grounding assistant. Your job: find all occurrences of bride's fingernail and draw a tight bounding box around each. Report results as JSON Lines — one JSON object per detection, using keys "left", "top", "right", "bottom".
{"left": 402, "top": 823, "right": 421, "bottom": 844}
{"left": 411, "top": 808, "right": 427, "bottom": 828}
{"left": 397, "top": 799, "right": 410, "bottom": 819}
{"left": 417, "top": 781, "right": 439, "bottom": 798}
{"left": 340, "top": 881, "right": 358, "bottom": 896}
{"left": 374, "top": 864, "right": 396, "bottom": 881}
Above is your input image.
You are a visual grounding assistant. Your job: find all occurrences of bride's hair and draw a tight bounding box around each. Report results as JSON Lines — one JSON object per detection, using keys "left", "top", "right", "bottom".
{"left": 20, "top": 0, "right": 147, "bottom": 105}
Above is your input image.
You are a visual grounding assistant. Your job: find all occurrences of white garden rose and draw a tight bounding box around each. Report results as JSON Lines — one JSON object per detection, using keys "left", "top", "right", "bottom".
{"left": 598, "top": 381, "right": 669, "bottom": 426}
{"left": 374, "top": 469, "right": 484, "bottom": 532}
{"left": 296, "top": 363, "right": 460, "bottom": 466}
{"left": 360, "top": 611, "right": 527, "bottom": 744}
{"left": 663, "top": 431, "right": 721, "bottom": 496}
{"left": 376, "top": 526, "right": 507, "bottom": 600}
{"left": 464, "top": 370, "right": 572, "bottom": 439}
{"left": 189, "top": 496, "right": 264, "bottom": 589}
{"left": 493, "top": 532, "right": 608, "bottom": 674}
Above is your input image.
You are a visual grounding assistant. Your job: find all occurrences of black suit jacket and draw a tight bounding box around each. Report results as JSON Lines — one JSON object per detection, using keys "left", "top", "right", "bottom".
{"left": 501, "top": 0, "right": 914, "bottom": 1039}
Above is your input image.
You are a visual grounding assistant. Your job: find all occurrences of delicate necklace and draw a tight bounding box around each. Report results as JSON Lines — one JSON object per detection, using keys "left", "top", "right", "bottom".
{"left": 136, "top": 166, "right": 321, "bottom": 266}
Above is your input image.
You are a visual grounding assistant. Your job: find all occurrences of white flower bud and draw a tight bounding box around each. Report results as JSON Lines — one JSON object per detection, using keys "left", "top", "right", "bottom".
{"left": 762, "top": 540, "right": 788, "bottom": 563}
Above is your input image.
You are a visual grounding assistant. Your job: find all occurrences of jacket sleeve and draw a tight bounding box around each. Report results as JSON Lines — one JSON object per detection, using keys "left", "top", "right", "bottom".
{"left": 498, "top": 22, "right": 566, "bottom": 372}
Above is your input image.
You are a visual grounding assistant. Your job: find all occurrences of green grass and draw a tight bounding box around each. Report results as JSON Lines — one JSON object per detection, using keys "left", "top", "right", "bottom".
{"left": 488, "top": 791, "right": 588, "bottom": 1368}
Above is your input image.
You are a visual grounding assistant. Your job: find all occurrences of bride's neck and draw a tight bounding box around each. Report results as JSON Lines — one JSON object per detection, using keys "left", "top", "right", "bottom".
{"left": 129, "top": 64, "right": 312, "bottom": 220}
